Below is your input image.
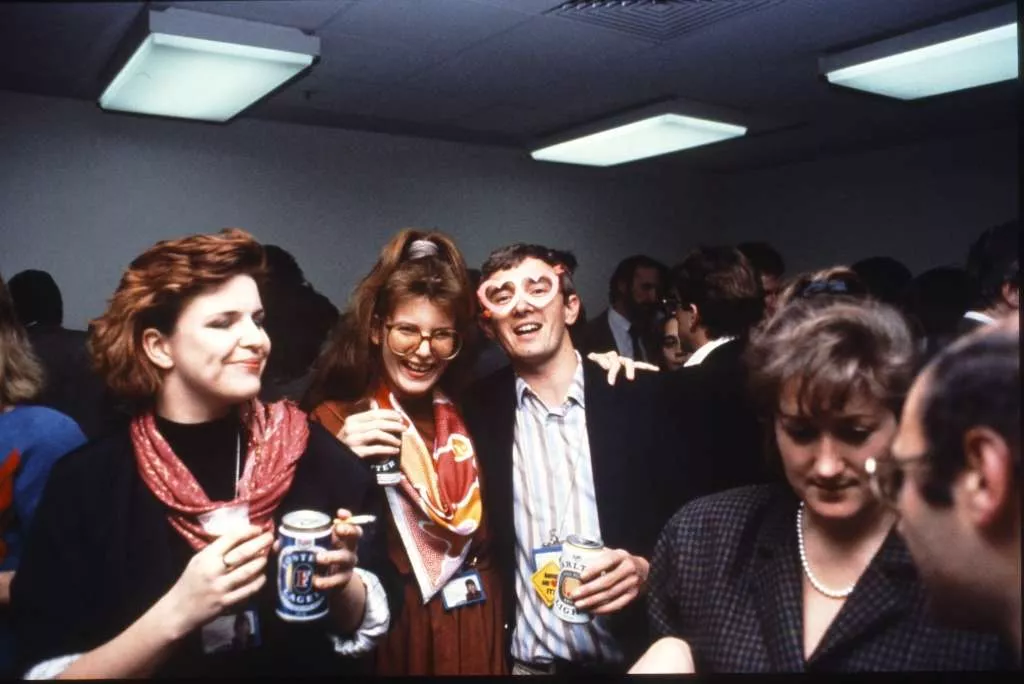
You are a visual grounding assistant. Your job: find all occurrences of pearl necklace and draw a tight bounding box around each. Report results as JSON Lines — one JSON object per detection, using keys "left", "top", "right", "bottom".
{"left": 797, "top": 502, "right": 855, "bottom": 599}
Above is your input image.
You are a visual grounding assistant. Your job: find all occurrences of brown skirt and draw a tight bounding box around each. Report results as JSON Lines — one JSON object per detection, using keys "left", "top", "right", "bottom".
{"left": 374, "top": 515, "right": 508, "bottom": 676}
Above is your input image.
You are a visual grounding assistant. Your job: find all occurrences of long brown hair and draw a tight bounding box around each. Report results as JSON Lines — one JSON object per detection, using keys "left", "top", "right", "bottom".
{"left": 303, "top": 229, "right": 476, "bottom": 409}
{"left": 0, "top": 272, "right": 44, "bottom": 406}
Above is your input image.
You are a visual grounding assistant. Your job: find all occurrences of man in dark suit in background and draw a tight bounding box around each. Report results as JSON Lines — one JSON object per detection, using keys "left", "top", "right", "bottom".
{"left": 738, "top": 241, "right": 786, "bottom": 319}
{"left": 7, "top": 269, "right": 111, "bottom": 438}
{"left": 581, "top": 255, "right": 667, "bottom": 363}
{"left": 667, "top": 246, "right": 768, "bottom": 494}
{"left": 958, "top": 220, "right": 1019, "bottom": 336}
{"left": 464, "top": 244, "right": 691, "bottom": 675}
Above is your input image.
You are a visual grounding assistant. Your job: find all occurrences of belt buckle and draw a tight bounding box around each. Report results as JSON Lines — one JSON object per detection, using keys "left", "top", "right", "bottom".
{"left": 515, "top": 659, "right": 556, "bottom": 675}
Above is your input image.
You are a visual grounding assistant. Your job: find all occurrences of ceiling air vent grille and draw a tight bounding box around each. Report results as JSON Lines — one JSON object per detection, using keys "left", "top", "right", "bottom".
{"left": 547, "top": 0, "right": 785, "bottom": 43}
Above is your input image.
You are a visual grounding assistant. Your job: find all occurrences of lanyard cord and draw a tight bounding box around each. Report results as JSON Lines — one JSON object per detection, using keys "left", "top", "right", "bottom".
{"left": 234, "top": 430, "right": 241, "bottom": 498}
{"left": 540, "top": 402, "right": 588, "bottom": 546}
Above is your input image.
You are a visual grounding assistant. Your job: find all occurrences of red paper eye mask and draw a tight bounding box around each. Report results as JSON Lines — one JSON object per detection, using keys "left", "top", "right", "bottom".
{"left": 477, "top": 263, "right": 564, "bottom": 318}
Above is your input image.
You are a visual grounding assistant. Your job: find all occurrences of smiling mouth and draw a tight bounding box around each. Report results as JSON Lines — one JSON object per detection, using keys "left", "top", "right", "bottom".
{"left": 402, "top": 360, "right": 435, "bottom": 375}
{"left": 513, "top": 322, "right": 542, "bottom": 336}
{"left": 816, "top": 482, "right": 858, "bottom": 493}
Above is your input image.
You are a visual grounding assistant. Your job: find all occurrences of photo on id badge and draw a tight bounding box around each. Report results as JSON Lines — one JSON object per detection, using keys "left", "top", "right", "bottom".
{"left": 441, "top": 570, "right": 487, "bottom": 610}
{"left": 202, "top": 610, "right": 262, "bottom": 654}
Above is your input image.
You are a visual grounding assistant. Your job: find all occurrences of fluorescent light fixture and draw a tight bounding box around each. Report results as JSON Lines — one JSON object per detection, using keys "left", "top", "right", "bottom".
{"left": 99, "top": 8, "right": 319, "bottom": 122}
{"left": 821, "top": 3, "right": 1018, "bottom": 100}
{"left": 530, "top": 102, "right": 747, "bottom": 167}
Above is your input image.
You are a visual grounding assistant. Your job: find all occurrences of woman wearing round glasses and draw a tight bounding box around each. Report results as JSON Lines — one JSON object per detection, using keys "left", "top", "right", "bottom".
{"left": 632, "top": 294, "right": 1009, "bottom": 673}
{"left": 304, "top": 229, "right": 505, "bottom": 676}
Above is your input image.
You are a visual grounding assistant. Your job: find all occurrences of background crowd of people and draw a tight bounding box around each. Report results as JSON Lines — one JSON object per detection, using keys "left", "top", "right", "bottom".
{"left": 0, "top": 218, "right": 1019, "bottom": 677}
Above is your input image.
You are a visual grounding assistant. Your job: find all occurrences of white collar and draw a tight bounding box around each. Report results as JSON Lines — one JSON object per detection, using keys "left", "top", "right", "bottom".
{"left": 963, "top": 311, "right": 997, "bottom": 326}
{"left": 684, "top": 336, "right": 736, "bottom": 367}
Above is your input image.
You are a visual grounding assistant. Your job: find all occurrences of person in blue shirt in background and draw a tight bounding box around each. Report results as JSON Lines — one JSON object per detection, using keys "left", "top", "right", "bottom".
{"left": 0, "top": 272, "right": 86, "bottom": 677}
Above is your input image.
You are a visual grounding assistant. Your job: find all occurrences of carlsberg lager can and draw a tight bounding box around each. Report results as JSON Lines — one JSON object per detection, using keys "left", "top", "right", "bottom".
{"left": 276, "top": 510, "right": 332, "bottom": 622}
{"left": 553, "top": 535, "right": 604, "bottom": 624}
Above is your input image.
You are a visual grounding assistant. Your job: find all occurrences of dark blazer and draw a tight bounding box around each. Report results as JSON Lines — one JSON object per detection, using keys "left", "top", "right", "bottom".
{"left": 579, "top": 309, "right": 621, "bottom": 356}
{"left": 669, "top": 338, "right": 771, "bottom": 496}
{"left": 648, "top": 484, "right": 1012, "bottom": 672}
{"left": 462, "top": 360, "right": 698, "bottom": 666}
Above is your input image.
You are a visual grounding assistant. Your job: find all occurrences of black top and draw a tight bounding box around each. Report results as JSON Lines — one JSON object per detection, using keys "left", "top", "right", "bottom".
{"left": 10, "top": 413, "right": 387, "bottom": 677}
{"left": 648, "top": 484, "right": 1013, "bottom": 672}
{"left": 667, "top": 338, "right": 772, "bottom": 496}
{"left": 462, "top": 361, "right": 700, "bottom": 666}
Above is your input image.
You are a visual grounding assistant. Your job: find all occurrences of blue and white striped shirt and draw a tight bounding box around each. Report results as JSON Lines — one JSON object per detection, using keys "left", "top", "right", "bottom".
{"left": 510, "top": 353, "right": 623, "bottom": 665}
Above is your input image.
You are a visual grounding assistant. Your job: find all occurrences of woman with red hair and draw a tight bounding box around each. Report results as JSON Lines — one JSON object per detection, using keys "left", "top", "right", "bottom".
{"left": 11, "top": 229, "right": 389, "bottom": 678}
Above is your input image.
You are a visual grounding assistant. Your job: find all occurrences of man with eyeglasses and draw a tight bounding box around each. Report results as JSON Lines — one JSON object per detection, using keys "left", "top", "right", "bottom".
{"left": 868, "top": 318, "right": 1020, "bottom": 665}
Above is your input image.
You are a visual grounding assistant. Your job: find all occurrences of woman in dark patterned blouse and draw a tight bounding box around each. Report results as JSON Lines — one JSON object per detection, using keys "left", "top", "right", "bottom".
{"left": 634, "top": 292, "right": 1012, "bottom": 673}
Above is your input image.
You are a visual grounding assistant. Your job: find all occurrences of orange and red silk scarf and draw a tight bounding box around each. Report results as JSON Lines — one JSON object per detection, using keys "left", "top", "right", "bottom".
{"left": 132, "top": 399, "right": 309, "bottom": 550}
{"left": 374, "top": 385, "right": 483, "bottom": 602}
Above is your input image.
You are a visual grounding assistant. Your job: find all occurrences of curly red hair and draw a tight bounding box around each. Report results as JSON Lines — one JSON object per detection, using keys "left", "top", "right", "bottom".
{"left": 89, "top": 228, "right": 266, "bottom": 407}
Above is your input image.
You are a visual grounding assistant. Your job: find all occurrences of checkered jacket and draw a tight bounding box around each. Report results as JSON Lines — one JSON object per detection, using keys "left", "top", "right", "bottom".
{"left": 647, "top": 484, "right": 1012, "bottom": 672}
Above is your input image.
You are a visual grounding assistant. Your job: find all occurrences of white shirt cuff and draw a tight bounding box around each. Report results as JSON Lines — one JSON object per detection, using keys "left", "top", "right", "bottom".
{"left": 24, "top": 569, "right": 391, "bottom": 674}
{"left": 329, "top": 567, "right": 391, "bottom": 657}
{"left": 24, "top": 653, "right": 82, "bottom": 679}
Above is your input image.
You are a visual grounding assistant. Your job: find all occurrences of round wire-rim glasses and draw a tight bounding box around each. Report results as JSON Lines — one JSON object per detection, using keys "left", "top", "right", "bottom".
{"left": 864, "top": 454, "right": 930, "bottom": 509}
{"left": 383, "top": 322, "right": 462, "bottom": 361}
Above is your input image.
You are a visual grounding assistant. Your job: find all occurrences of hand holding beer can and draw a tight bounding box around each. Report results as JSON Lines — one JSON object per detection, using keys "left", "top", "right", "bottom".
{"left": 553, "top": 535, "right": 604, "bottom": 624}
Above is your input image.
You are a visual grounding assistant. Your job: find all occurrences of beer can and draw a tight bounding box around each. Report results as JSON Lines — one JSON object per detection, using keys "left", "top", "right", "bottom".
{"left": 276, "top": 510, "right": 332, "bottom": 622}
{"left": 553, "top": 535, "right": 604, "bottom": 624}
{"left": 370, "top": 456, "right": 402, "bottom": 486}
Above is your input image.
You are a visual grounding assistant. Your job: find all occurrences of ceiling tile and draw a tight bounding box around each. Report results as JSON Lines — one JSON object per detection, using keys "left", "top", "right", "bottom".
{"left": 0, "top": 2, "right": 143, "bottom": 98}
{"left": 464, "top": 0, "right": 567, "bottom": 14}
{"left": 168, "top": 1, "right": 353, "bottom": 31}
{"left": 320, "top": 0, "right": 531, "bottom": 54}
{"left": 314, "top": 32, "right": 438, "bottom": 85}
{"left": 411, "top": 14, "right": 655, "bottom": 100}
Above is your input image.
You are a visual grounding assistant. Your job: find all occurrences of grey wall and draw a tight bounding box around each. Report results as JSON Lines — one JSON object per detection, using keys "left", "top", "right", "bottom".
{"left": 711, "top": 125, "right": 1019, "bottom": 276}
{"left": 0, "top": 90, "right": 1018, "bottom": 329}
{"left": 0, "top": 90, "right": 714, "bottom": 329}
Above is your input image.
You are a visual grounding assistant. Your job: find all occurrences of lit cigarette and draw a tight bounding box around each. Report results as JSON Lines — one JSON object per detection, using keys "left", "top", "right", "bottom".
{"left": 336, "top": 514, "right": 377, "bottom": 526}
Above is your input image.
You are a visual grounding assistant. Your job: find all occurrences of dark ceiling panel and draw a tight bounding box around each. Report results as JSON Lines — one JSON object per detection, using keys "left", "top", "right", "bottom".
{"left": 167, "top": 1, "right": 354, "bottom": 32}
{"left": 0, "top": 2, "right": 143, "bottom": 98}
{"left": 465, "top": 0, "right": 568, "bottom": 14}
{"left": 314, "top": 32, "right": 442, "bottom": 85}
{"left": 410, "top": 13, "right": 655, "bottom": 102}
{"left": 320, "top": 0, "right": 531, "bottom": 54}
